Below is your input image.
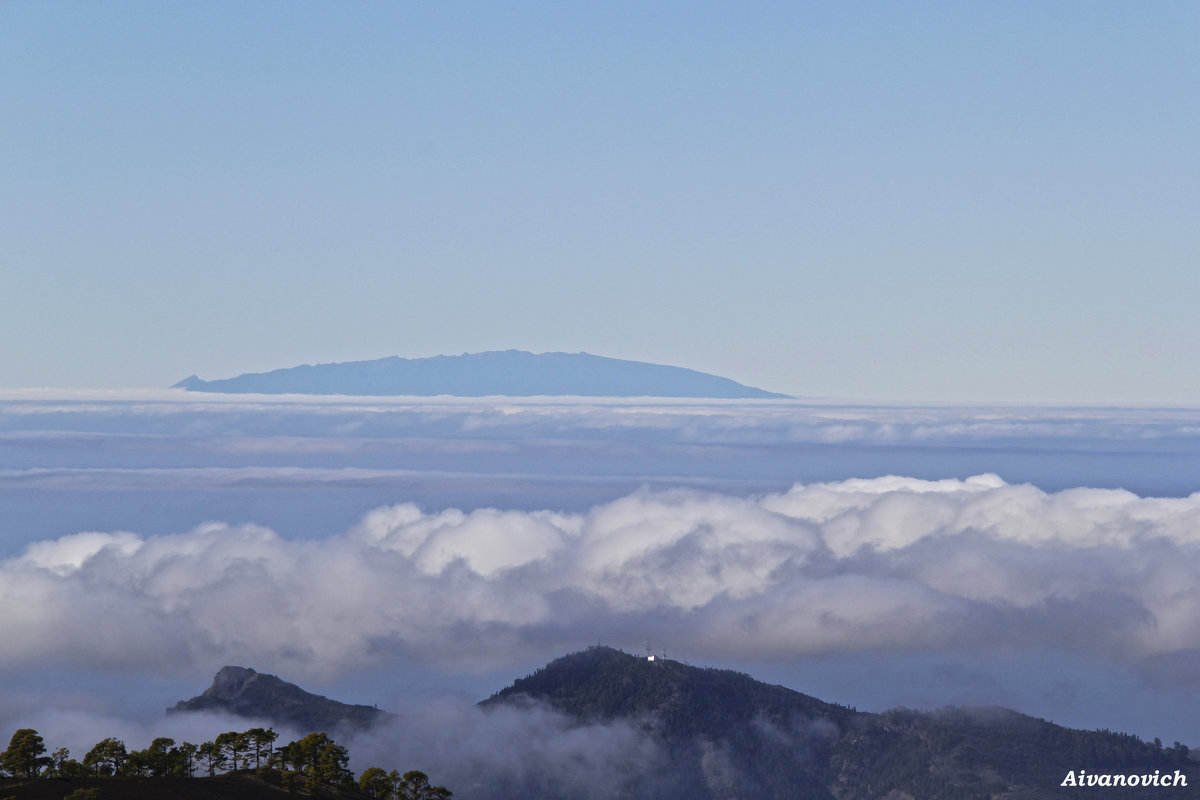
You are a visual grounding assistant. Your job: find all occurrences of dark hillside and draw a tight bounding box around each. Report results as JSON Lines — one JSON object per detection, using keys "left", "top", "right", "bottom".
{"left": 831, "top": 707, "right": 1192, "bottom": 799}
{"left": 484, "top": 647, "right": 1196, "bottom": 799}
{"left": 485, "top": 647, "right": 859, "bottom": 799}
{"left": 10, "top": 653, "right": 1191, "bottom": 799}
{"left": 486, "top": 645, "right": 857, "bottom": 737}
{"left": 0, "top": 773, "right": 366, "bottom": 800}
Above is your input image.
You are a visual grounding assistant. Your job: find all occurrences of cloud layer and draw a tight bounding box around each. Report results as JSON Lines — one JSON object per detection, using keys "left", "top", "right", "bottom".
{"left": 7, "top": 392, "right": 1200, "bottom": 550}
{"left": 6, "top": 475, "right": 1200, "bottom": 689}
{"left": 6, "top": 390, "right": 1200, "bottom": 446}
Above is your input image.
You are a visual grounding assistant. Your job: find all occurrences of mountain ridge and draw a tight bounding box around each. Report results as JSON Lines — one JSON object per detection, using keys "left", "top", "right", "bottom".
{"left": 163, "top": 651, "right": 1196, "bottom": 799}
{"left": 482, "top": 646, "right": 1195, "bottom": 799}
{"left": 173, "top": 350, "right": 791, "bottom": 398}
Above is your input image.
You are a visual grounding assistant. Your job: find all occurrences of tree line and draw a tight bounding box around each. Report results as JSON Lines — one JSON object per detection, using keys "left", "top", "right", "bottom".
{"left": 0, "top": 727, "right": 451, "bottom": 799}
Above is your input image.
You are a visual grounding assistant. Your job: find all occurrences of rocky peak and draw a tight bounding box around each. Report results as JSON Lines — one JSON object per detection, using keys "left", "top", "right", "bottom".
{"left": 206, "top": 666, "right": 258, "bottom": 697}
{"left": 170, "top": 666, "right": 390, "bottom": 734}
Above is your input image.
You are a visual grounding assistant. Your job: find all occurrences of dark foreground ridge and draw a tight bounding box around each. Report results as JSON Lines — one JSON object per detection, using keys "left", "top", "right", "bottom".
{"left": 483, "top": 646, "right": 1196, "bottom": 799}
{"left": 173, "top": 349, "right": 792, "bottom": 398}
{"left": 5, "top": 652, "right": 1195, "bottom": 799}
{"left": 0, "top": 725, "right": 449, "bottom": 800}
{"left": 169, "top": 666, "right": 388, "bottom": 733}
{"left": 0, "top": 774, "right": 350, "bottom": 800}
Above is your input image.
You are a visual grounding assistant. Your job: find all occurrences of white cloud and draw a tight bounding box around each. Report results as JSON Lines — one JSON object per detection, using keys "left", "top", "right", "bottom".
{"left": 3, "top": 475, "right": 1200, "bottom": 687}
{"left": 356, "top": 505, "right": 574, "bottom": 576}
{"left": 19, "top": 530, "right": 143, "bottom": 575}
{"left": 346, "top": 701, "right": 664, "bottom": 800}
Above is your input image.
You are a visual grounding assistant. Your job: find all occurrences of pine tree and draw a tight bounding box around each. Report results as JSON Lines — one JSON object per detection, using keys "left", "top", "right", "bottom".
{"left": 1, "top": 729, "right": 50, "bottom": 778}
{"left": 359, "top": 765, "right": 394, "bottom": 799}
{"left": 82, "top": 738, "right": 127, "bottom": 777}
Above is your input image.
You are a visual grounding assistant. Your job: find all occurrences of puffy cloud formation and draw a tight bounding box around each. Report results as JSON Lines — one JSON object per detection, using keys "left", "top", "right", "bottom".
{"left": 4, "top": 475, "right": 1200, "bottom": 685}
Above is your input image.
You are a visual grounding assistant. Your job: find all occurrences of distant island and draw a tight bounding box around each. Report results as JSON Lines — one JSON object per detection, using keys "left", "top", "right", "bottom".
{"left": 173, "top": 350, "right": 791, "bottom": 398}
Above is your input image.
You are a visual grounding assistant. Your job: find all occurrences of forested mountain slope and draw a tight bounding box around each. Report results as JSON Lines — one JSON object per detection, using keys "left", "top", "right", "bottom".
{"left": 485, "top": 647, "right": 1194, "bottom": 799}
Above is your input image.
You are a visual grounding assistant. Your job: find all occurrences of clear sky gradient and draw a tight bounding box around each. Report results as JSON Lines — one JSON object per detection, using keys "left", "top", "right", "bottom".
{"left": 3, "top": 2, "right": 1198, "bottom": 402}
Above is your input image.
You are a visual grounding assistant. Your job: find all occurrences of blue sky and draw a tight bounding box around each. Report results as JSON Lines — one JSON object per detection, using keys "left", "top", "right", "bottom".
{"left": 3, "top": 2, "right": 1199, "bottom": 401}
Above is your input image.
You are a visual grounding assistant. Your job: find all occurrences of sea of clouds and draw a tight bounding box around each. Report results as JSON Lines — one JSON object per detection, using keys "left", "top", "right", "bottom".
{"left": 3, "top": 391, "right": 1200, "bottom": 757}
{"left": 5, "top": 475, "right": 1200, "bottom": 678}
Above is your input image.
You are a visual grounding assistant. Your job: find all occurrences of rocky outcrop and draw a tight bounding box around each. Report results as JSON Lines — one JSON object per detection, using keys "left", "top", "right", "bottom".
{"left": 169, "top": 666, "right": 388, "bottom": 734}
